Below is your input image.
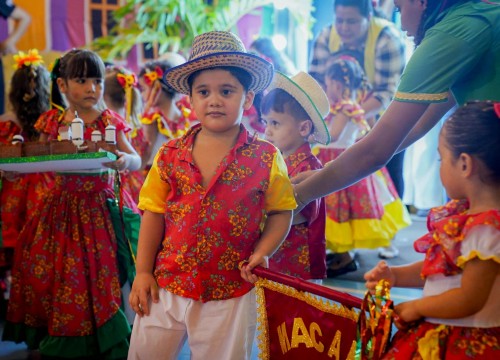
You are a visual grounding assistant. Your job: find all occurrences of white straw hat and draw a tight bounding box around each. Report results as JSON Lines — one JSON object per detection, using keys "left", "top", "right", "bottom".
{"left": 164, "top": 31, "right": 274, "bottom": 95}
{"left": 268, "top": 71, "right": 330, "bottom": 145}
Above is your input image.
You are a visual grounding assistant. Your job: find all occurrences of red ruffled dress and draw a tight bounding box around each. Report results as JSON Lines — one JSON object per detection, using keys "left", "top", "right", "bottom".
{"left": 315, "top": 101, "right": 411, "bottom": 252}
{"left": 3, "top": 109, "right": 138, "bottom": 359}
{"left": 121, "top": 126, "right": 147, "bottom": 203}
{"left": 384, "top": 200, "right": 500, "bottom": 359}
{"left": 0, "top": 120, "right": 54, "bottom": 268}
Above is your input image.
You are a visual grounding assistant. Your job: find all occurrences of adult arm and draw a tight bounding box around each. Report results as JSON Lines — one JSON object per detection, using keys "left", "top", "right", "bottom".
{"left": 396, "top": 96, "right": 456, "bottom": 152}
{"left": 0, "top": 6, "right": 31, "bottom": 55}
{"left": 295, "top": 100, "right": 429, "bottom": 205}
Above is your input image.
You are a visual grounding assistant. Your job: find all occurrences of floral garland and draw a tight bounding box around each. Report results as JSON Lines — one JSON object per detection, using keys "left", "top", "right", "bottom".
{"left": 116, "top": 70, "right": 138, "bottom": 125}
{"left": 13, "top": 49, "right": 44, "bottom": 69}
{"left": 143, "top": 66, "right": 163, "bottom": 86}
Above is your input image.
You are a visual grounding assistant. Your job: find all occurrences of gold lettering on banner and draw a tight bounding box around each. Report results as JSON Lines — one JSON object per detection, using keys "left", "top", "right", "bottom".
{"left": 347, "top": 340, "right": 357, "bottom": 359}
{"left": 276, "top": 318, "right": 354, "bottom": 358}
{"left": 310, "top": 322, "right": 324, "bottom": 352}
{"left": 277, "top": 322, "right": 291, "bottom": 353}
{"left": 327, "top": 330, "right": 341, "bottom": 359}
{"left": 290, "top": 318, "right": 314, "bottom": 349}
{"left": 278, "top": 318, "right": 327, "bottom": 354}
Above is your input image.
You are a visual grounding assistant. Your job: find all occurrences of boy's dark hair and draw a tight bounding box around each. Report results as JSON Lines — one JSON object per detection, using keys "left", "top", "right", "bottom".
{"left": 260, "top": 88, "right": 314, "bottom": 137}
{"left": 51, "top": 49, "right": 106, "bottom": 109}
{"left": 334, "top": 0, "right": 373, "bottom": 17}
{"left": 9, "top": 65, "right": 51, "bottom": 141}
{"left": 444, "top": 101, "right": 500, "bottom": 183}
{"left": 187, "top": 66, "right": 252, "bottom": 95}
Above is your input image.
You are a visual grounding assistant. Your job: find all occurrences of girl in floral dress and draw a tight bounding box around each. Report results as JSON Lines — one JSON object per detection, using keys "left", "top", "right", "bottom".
{"left": 0, "top": 50, "right": 53, "bottom": 308}
{"left": 3, "top": 49, "right": 141, "bottom": 359}
{"left": 104, "top": 66, "right": 146, "bottom": 203}
{"left": 138, "top": 55, "right": 195, "bottom": 171}
{"left": 365, "top": 101, "right": 500, "bottom": 359}
{"left": 316, "top": 56, "right": 410, "bottom": 277}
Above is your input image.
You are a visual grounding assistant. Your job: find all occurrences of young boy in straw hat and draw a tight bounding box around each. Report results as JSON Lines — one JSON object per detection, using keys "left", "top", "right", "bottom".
{"left": 128, "top": 31, "right": 296, "bottom": 360}
{"left": 261, "top": 71, "right": 330, "bottom": 283}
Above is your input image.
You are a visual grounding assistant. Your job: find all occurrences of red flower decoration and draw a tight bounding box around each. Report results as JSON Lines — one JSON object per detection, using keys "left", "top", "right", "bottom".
{"left": 116, "top": 72, "right": 138, "bottom": 89}
{"left": 143, "top": 66, "right": 164, "bottom": 86}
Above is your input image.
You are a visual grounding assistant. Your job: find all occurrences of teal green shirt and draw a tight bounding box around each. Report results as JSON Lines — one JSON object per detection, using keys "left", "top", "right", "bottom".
{"left": 395, "top": 0, "right": 500, "bottom": 105}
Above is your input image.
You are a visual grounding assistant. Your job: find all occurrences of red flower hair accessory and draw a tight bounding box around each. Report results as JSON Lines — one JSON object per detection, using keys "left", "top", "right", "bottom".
{"left": 494, "top": 102, "right": 500, "bottom": 119}
{"left": 143, "top": 66, "right": 163, "bottom": 86}
{"left": 117, "top": 72, "right": 138, "bottom": 89}
{"left": 13, "top": 49, "right": 44, "bottom": 69}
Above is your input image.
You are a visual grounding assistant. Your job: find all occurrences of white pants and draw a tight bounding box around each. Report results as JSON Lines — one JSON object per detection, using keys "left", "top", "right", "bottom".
{"left": 128, "top": 289, "right": 256, "bottom": 360}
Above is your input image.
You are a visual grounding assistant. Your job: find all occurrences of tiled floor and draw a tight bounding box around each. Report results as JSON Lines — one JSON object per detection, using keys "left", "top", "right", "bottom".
{"left": 0, "top": 216, "right": 426, "bottom": 359}
{"left": 0, "top": 281, "right": 422, "bottom": 360}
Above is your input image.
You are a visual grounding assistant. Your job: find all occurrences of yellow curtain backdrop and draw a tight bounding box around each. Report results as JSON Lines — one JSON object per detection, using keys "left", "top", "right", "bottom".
{"left": 15, "top": 0, "right": 47, "bottom": 51}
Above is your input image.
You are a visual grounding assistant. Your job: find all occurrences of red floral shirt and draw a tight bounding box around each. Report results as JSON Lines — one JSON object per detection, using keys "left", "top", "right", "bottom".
{"left": 415, "top": 199, "right": 500, "bottom": 278}
{"left": 139, "top": 124, "right": 296, "bottom": 302}
{"left": 269, "top": 142, "right": 326, "bottom": 280}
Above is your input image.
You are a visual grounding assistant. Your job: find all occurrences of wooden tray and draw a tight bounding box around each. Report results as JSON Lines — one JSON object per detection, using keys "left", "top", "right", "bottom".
{"left": 0, "top": 152, "right": 117, "bottom": 173}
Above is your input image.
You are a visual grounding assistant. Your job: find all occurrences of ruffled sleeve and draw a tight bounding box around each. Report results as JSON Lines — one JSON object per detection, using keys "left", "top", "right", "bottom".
{"left": 457, "top": 216, "right": 500, "bottom": 268}
{"left": 414, "top": 200, "right": 469, "bottom": 278}
{"left": 415, "top": 199, "right": 500, "bottom": 278}
{"left": 34, "top": 109, "right": 63, "bottom": 139}
{"left": 101, "top": 109, "right": 131, "bottom": 134}
{"left": 0, "top": 120, "right": 21, "bottom": 143}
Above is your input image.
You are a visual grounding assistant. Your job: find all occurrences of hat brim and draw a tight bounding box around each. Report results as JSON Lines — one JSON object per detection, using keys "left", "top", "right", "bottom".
{"left": 164, "top": 52, "right": 274, "bottom": 95}
{"left": 267, "top": 72, "right": 330, "bottom": 145}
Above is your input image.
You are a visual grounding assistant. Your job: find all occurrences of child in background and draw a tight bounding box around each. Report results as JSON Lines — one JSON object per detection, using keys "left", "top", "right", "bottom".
{"left": 138, "top": 54, "right": 194, "bottom": 170}
{"left": 128, "top": 31, "right": 296, "bottom": 360}
{"left": 105, "top": 66, "right": 146, "bottom": 202}
{"left": 242, "top": 37, "right": 298, "bottom": 137}
{"left": 317, "top": 56, "right": 410, "bottom": 277}
{"left": 3, "top": 49, "right": 141, "bottom": 359}
{"left": 261, "top": 71, "right": 329, "bottom": 282}
{"left": 365, "top": 101, "right": 500, "bottom": 359}
{"left": 0, "top": 49, "right": 52, "bottom": 312}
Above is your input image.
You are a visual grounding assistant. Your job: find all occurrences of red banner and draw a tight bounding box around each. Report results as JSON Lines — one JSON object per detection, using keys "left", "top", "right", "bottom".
{"left": 254, "top": 267, "right": 361, "bottom": 359}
